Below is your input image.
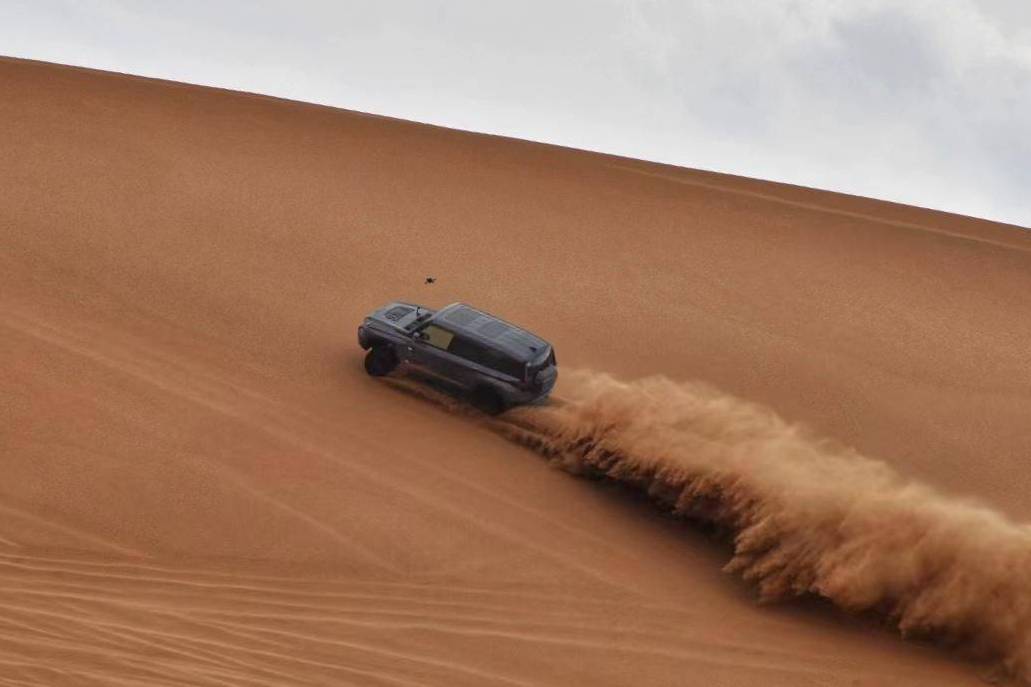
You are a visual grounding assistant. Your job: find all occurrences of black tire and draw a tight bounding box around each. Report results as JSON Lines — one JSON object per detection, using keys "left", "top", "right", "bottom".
{"left": 469, "top": 385, "right": 506, "bottom": 416}
{"left": 364, "top": 346, "right": 398, "bottom": 377}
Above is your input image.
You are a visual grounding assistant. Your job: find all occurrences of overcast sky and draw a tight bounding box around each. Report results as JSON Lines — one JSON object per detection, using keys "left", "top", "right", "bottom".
{"left": 2, "top": 1, "right": 1030, "bottom": 228}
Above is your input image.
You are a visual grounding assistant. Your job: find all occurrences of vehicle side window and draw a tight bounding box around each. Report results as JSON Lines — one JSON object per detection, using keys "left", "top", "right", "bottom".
{"left": 447, "top": 336, "right": 489, "bottom": 365}
{"left": 422, "top": 324, "right": 455, "bottom": 350}
{"left": 449, "top": 337, "right": 523, "bottom": 379}
{"left": 493, "top": 357, "right": 525, "bottom": 379}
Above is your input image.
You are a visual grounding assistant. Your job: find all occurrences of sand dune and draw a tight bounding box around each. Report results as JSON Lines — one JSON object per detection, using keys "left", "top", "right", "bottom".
{"left": 2, "top": 55, "right": 1031, "bottom": 685}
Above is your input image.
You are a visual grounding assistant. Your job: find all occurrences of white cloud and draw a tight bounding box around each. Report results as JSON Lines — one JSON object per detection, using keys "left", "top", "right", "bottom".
{"left": 1, "top": 0, "right": 1028, "bottom": 227}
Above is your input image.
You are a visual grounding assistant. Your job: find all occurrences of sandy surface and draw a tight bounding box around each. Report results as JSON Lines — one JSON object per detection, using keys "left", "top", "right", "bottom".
{"left": 2, "top": 56, "right": 1031, "bottom": 686}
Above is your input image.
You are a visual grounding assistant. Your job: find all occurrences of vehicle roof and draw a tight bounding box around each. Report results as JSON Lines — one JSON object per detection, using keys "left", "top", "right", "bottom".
{"left": 431, "top": 302, "right": 550, "bottom": 363}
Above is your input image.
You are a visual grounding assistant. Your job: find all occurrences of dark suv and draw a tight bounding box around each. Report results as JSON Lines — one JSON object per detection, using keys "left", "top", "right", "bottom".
{"left": 358, "top": 301, "right": 558, "bottom": 414}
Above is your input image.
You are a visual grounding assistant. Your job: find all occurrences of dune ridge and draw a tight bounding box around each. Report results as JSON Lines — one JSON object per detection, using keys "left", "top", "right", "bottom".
{"left": 397, "top": 370, "right": 1031, "bottom": 680}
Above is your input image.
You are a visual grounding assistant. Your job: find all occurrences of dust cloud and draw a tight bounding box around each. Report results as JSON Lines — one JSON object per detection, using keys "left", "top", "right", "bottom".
{"left": 397, "top": 369, "right": 1031, "bottom": 680}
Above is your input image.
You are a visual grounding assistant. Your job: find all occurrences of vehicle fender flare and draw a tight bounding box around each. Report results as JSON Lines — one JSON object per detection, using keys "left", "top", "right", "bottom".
{"left": 359, "top": 325, "right": 397, "bottom": 351}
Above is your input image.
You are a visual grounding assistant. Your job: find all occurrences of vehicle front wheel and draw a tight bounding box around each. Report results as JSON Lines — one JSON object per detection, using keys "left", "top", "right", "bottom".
{"left": 469, "top": 385, "right": 506, "bottom": 416}
{"left": 364, "top": 346, "right": 398, "bottom": 377}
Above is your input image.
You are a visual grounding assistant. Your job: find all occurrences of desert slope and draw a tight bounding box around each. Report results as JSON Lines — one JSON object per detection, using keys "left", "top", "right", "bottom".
{"left": 2, "top": 56, "right": 1030, "bottom": 685}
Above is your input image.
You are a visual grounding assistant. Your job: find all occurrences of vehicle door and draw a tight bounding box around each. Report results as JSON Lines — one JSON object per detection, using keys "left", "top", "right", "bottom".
{"left": 446, "top": 337, "right": 522, "bottom": 391}
{"left": 408, "top": 323, "right": 467, "bottom": 386}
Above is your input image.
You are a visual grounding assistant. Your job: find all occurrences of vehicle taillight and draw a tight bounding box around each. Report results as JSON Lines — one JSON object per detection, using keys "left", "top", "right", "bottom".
{"left": 527, "top": 349, "right": 555, "bottom": 386}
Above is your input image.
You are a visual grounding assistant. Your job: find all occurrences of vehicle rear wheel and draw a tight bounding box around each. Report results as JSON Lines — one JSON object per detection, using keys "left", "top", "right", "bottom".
{"left": 470, "top": 385, "right": 506, "bottom": 416}
{"left": 364, "top": 346, "right": 398, "bottom": 377}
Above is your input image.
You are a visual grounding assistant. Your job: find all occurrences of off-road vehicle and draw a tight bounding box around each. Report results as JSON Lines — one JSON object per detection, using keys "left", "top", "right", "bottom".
{"left": 358, "top": 302, "right": 558, "bottom": 414}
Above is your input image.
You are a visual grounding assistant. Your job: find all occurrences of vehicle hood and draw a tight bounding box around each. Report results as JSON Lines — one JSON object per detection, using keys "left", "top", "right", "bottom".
{"left": 365, "top": 302, "right": 433, "bottom": 332}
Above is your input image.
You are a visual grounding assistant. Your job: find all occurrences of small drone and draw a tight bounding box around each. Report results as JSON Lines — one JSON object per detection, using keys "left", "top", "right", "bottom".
{"left": 424, "top": 276, "right": 436, "bottom": 284}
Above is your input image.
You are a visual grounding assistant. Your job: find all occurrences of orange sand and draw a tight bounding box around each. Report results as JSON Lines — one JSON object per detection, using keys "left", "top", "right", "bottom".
{"left": 3, "top": 56, "right": 1030, "bottom": 685}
